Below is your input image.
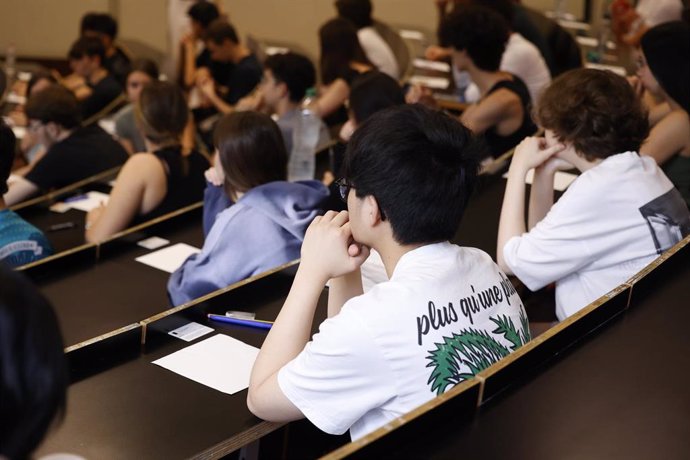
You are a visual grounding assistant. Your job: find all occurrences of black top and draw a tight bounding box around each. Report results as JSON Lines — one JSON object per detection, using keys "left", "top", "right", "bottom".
{"left": 103, "top": 46, "right": 132, "bottom": 87}
{"left": 482, "top": 76, "right": 537, "bottom": 158}
{"left": 324, "top": 69, "right": 376, "bottom": 127}
{"left": 133, "top": 146, "right": 209, "bottom": 224}
{"left": 195, "top": 48, "right": 234, "bottom": 88}
{"left": 82, "top": 73, "right": 123, "bottom": 120}
{"left": 220, "top": 54, "right": 262, "bottom": 105}
{"left": 25, "top": 124, "right": 128, "bottom": 191}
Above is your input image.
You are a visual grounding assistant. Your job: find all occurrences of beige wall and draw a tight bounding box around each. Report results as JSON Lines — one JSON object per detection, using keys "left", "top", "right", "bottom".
{"left": 0, "top": 0, "right": 596, "bottom": 65}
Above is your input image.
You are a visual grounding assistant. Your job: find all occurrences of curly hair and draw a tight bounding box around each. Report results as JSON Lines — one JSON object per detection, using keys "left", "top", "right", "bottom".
{"left": 535, "top": 69, "right": 649, "bottom": 161}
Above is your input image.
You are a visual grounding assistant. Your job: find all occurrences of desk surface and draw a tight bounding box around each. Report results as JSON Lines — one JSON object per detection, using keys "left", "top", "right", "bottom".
{"left": 38, "top": 221, "right": 203, "bottom": 348}
{"left": 37, "top": 273, "right": 326, "bottom": 460}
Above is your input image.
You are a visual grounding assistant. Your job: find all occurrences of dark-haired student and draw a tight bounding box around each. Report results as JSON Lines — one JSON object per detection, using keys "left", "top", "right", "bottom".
{"left": 195, "top": 20, "right": 262, "bottom": 115}
{"left": 309, "top": 18, "right": 375, "bottom": 125}
{"left": 0, "top": 264, "right": 67, "bottom": 459}
{"left": 437, "top": 4, "right": 537, "bottom": 159}
{"left": 0, "top": 121, "right": 52, "bottom": 267}
{"left": 4, "top": 85, "right": 128, "bottom": 207}
{"left": 636, "top": 21, "right": 690, "bottom": 207}
{"left": 80, "top": 12, "right": 132, "bottom": 86}
{"left": 67, "top": 36, "right": 124, "bottom": 121}
{"left": 86, "top": 81, "right": 208, "bottom": 243}
{"left": 498, "top": 69, "right": 690, "bottom": 322}
{"left": 247, "top": 104, "right": 529, "bottom": 439}
{"left": 168, "top": 111, "right": 328, "bottom": 306}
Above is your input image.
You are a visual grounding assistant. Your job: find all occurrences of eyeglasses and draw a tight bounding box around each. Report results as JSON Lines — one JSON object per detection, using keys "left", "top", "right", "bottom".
{"left": 334, "top": 178, "right": 352, "bottom": 203}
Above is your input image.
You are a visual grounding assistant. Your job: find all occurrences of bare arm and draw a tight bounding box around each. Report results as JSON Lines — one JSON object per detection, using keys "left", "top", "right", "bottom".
{"left": 198, "top": 78, "right": 235, "bottom": 115}
{"left": 497, "top": 138, "right": 565, "bottom": 272}
{"left": 460, "top": 88, "right": 518, "bottom": 135}
{"left": 640, "top": 111, "right": 690, "bottom": 165}
{"left": 248, "top": 211, "right": 369, "bottom": 421}
{"left": 309, "top": 79, "right": 350, "bottom": 119}
{"left": 327, "top": 270, "right": 364, "bottom": 318}
{"left": 85, "top": 154, "right": 166, "bottom": 243}
{"left": 4, "top": 177, "right": 40, "bottom": 207}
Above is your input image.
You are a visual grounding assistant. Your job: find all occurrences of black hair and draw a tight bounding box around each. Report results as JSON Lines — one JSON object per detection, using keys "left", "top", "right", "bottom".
{"left": 343, "top": 104, "right": 483, "bottom": 244}
{"left": 349, "top": 72, "right": 404, "bottom": 124}
{"left": 640, "top": 21, "right": 690, "bottom": 114}
{"left": 206, "top": 19, "right": 240, "bottom": 45}
{"left": 439, "top": 4, "right": 510, "bottom": 72}
{"left": 187, "top": 1, "right": 220, "bottom": 29}
{"left": 0, "top": 264, "right": 67, "bottom": 460}
{"left": 319, "top": 18, "right": 372, "bottom": 85}
{"left": 68, "top": 36, "right": 106, "bottom": 63}
{"left": 128, "top": 58, "right": 160, "bottom": 80}
{"left": 335, "top": 0, "right": 373, "bottom": 29}
{"left": 264, "top": 52, "right": 316, "bottom": 103}
{"left": 25, "top": 84, "right": 82, "bottom": 129}
{"left": 80, "top": 12, "right": 118, "bottom": 39}
{"left": 476, "top": 0, "right": 515, "bottom": 24}
{"left": 0, "top": 120, "right": 16, "bottom": 195}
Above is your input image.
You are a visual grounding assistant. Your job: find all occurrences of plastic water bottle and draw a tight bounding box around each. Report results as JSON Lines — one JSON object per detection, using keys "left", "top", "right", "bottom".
{"left": 288, "top": 88, "right": 320, "bottom": 182}
{"left": 5, "top": 42, "right": 16, "bottom": 85}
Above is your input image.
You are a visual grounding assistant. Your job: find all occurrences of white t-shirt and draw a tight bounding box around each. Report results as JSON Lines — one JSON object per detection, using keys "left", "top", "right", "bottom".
{"left": 637, "top": 0, "right": 683, "bottom": 28}
{"left": 503, "top": 152, "right": 690, "bottom": 321}
{"left": 358, "top": 27, "right": 400, "bottom": 79}
{"left": 464, "top": 33, "right": 551, "bottom": 105}
{"left": 279, "top": 242, "right": 529, "bottom": 440}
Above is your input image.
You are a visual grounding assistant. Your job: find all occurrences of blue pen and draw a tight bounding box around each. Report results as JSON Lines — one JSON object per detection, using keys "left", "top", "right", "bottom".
{"left": 65, "top": 194, "right": 89, "bottom": 203}
{"left": 207, "top": 313, "right": 273, "bottom": 330}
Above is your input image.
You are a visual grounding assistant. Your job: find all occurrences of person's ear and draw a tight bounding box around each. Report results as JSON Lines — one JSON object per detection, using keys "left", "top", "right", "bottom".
{"left": 277, "top": 81, "right": 289, "bottom": 98}
{"left": 363, "top": 195, "right": 383, "bottom": 227}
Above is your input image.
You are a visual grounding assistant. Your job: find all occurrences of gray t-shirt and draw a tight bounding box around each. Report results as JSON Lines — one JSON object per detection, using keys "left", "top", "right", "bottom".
{"left": 113, "top": 104, "right": 147, "bottom": 153}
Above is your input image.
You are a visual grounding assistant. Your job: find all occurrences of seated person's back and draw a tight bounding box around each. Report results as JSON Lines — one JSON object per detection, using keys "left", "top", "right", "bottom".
{"left": 4, "top": 85, "right": 128, "bottom": 207}
{"left": 67, "top": 37, "right": 123, "bottom": 121}
{"left": 247, "top": 104, "right": 530, "bottom": 440}
{"left": 86, "top": 81, "right": 209, "bottom": 242}
{"left": 168, "top": 111, "right": 328, "bottom": 306}
{"left": 498, "top": 69, "right": 690, "bottom": 321}
{"left": 0, "top": 121, "right": 53, "bottom": 267}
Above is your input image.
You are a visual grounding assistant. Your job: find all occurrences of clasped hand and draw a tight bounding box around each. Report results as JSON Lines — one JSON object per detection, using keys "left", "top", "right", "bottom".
{"left": 510, "top": 136, "right": 569, "bottom": 175}
{"left": 300, "top": 211, "right": 370, "bottom": 282}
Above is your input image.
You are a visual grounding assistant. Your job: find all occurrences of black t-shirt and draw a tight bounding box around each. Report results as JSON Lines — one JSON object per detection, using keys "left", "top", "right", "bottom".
{"left": 195, "top": 48, "right": 234, "bottom": 87}
{"left": 25, "top": 124, "right": 128, "bottom": 191}
{"left": 82, "top": 73, "right": 123, "bottom": 120}
{"left": 221, "top": 54, "right": 262, "bottom": 105}
{"left": 103, "top": 46, "right": 132, "bottom": 87}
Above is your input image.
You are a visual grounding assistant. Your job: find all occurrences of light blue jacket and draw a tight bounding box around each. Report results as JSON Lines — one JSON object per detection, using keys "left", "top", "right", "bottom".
{"left": 167, "top": 180, "right": 328, "bottom": 306}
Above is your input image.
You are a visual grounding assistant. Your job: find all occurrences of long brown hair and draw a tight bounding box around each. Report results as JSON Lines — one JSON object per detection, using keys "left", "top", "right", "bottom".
{"left": 213, "top": 112, "right": 287, "bottom": 199}
{"left": 135, "top": 81, "right": 188, "bottom": 146}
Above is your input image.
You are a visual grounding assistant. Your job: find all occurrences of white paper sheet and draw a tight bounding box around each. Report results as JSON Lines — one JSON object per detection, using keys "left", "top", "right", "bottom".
{"left": 135, "top": 242, "right": 200, "bottom": 273}
{"left": 152, "top": 334, "right": 260, "bottom": 395}
{"left": 64, "top": 191, "right": 110, "bottom": 212}
{"left": 408, "top": 75, "right": 450, "bottom": 89}
{"left": 503, "top": 169, "right": 578, "bottom": 192}
{"left": 413, "top": 59, "right": 451, "bottom": 73}
{"left": 399, "top": 30, "right": 425, "bottom": 41}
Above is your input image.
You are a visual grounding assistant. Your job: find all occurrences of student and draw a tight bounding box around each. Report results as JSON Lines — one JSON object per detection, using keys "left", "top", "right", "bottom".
{"left": 497, "top": 69, "right": 690, "bottom": 322}
{"left": 113, "top": 58, "right": 160, "bottom": 154}
{"left": 462, "top": 0, "right": 551, "bottom": 106}
{"left": 249, "top": 52, "right": 331, "bottom": 155}
{"left": 637, "top": 21, "right": 690, "bottom": 207}
{"left": 0, "top": 121, "right": 53, "bottom": 267}
{"left": 335, "top": 0, "right": 400, "bottom": 79}
{"left": 195, "top": 20, "right": 262, "bottom": 114}
{"left": 86, "top": 81, "right": 209, "bottom": 242}
{"left": 0, "top": 264, "right": 67, "bottom": 459}
{"left": 309, "top": 18, "right": 375, "bottom": 124}
{"left": 67, "top": 36, "right": 124, "bottom": 121}
{"left": 167, "top": 111, "right": 328, "bottom": 306}
{"left": 439, "top": 5, "right": 537, "bottom": 158}
{"left": 181, "top": 1, "right": 232, "bottom": 89}
{"left": 80, "top": 12, "right": 132, "bottom": 86}
{"left": 4, "top": 85, "right": 128, "bottom": 207}
{"left": 247, "top": 104, "right": 529, "bottom": 440}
